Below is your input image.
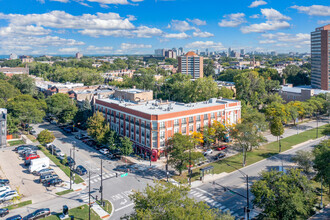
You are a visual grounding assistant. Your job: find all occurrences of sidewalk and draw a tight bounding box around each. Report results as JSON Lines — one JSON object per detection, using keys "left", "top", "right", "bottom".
{"left": 92, "top": 203, "right": 111, "bottom": 219}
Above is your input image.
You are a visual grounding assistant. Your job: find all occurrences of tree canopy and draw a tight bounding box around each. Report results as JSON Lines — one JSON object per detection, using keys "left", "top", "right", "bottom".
{"left": 46, "top": 93, "right": 78, "bottom": 124}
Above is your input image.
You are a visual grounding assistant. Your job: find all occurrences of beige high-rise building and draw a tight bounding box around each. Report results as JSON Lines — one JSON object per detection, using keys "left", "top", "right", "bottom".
{"left": 178, "top": 51, "right": 203, "bottom": 78}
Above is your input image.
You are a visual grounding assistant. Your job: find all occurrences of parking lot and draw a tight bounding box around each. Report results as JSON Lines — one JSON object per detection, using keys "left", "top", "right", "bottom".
{"left": 0, "top": 146, "right": 69, "bottom": 208}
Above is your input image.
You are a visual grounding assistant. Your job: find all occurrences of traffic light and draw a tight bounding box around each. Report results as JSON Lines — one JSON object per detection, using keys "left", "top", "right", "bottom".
{"left": 116, "top": 173, "right": 118, "bottom": 178}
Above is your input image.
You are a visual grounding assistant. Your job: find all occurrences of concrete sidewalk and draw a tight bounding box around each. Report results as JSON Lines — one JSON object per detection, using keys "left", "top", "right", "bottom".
{"left": 92, "top": 203, "right": 111, "bottom": 219}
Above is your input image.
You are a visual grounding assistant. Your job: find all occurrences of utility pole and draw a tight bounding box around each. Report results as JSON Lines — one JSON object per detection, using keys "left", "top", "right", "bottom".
{"left": 100, "top": 158, "right": 103, "bottom": 205}
{"left": 320, "top": 177, "right": 323, "bottom": 209}
{"left": 316, "top": 113, "right": 319, "bottom": 138}
{"left": 89, "top": 171, "right": 91, "bottom": 220}
{"left": 69, "top": 149, "right": 72, "bottom": 190}
{"left": 189, "top": 148, "right": 191, "bottom": 186}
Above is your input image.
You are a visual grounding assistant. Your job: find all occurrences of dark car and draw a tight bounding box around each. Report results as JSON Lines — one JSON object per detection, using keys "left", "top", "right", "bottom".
{"left": 45, "top": 178, "right": 63, "bottom": 187}
{"left": 39, "top": 174, "right": 58, "bottom": 183}
{"left": 63, "top": 127, "right": 72, "bottom": 133}
{"left": 6, "top": 215, "right": 22, "bottom": 220}
{"left": 0, "top": 208, "right": 9, "bottom": 217}
{"left": 214, "top": 153, "right": 226, "bottom": 161}
{"left": 0, "top": 179, "right": 9, "bottom": 185}
{"left": 37, "top": 169, "right": 54, "bottom": 176}
{"left": 26, "top": 208, "right": 50, "bottom": 219}
{"left": 66, "top": 156, "right": 75, "bottom": 167}
{"left": 75, "top": 165, "right": 87, "bottom": 175}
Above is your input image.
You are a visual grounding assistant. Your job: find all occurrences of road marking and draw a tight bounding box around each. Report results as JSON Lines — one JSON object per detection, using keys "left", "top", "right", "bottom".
{"left": 115, "top": 203, "right": 134, "bottom": 212}
{"left": 196, "top": 188, "right": 213, "bottom": 196}
{"left": 220, "top": 206, "right": 226, "bottom": 210}
{"left": 90, "top": 180, "right": 94, "bottom": 184}
{"left": 215, "top": 203, "right": 221, "bottom": 208}
{"left": 194, "top": 193, "right": 202, "bottom": 197}
{"left": 223, "top": 208, "right": 229, "bottom": 212}
{"left": 200, "top": 196, "right": 207, "bottom": 200}
{"left": 104, "top": 175, "right": 110, "bottom": 178}
{"left": 190, "top": 191, "right": 199, "bottom": 195}
{"left": 97, "top": 177, "right": 101, "bottom": 181}
{"left": 91, "top": 175, "right": 99, "bottom": 179}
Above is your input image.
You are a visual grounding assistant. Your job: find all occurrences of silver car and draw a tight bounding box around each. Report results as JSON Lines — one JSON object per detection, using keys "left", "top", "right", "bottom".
{"left": 0, "top": 190, "right": 19, "bottom": 203}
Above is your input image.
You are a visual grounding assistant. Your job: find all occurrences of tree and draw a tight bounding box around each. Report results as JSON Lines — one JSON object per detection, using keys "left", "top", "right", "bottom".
{"left": 212, "top": 120, "right": 228, "bottom": 143}
{"left": 46, "top": 93, "right": 78, "bottom": 124}
{"left": 190, "top": 131, "right": 204, "bottom": 148}
{"left": 119, "top": 136, "right": 133, "bottom": 156}
{"left": 270, "top": 117, "right": 284, "bottom": 152}
{"left": 292, "top": 150, "right": 314, "bottom": 174}
{"left": 8, "top": 74, "right": 36, "bottom": 95}
{"left": 313, "top": 140, "right": 330, "bottom": 192}
{"left": 124, "top": 182, "right": 234, "bottom": 220}
{"left": 202, "top": 126, "right": 216, "bottom": 148}
{"left": 203, "top": 60, "right": 215, "bottom": 77}
{"left": 74, "top": 99, "right": 93, "bottom": 129}
{"left": 321, "top": 124, "right": 330, "bottom": 136}
{"left": 86, "top": 112, "right": 108, "bottom": 144}
{"left": 218, "top": 87, "right": 234, "bottom": 99}
{"left": 6, "top": 113, "right": 20, "bottom": 134}
{"left": 6, "top": 94, "right": 46, "bottom": 125}
{"left": 37, "top": 129, "right": 55, "bottom": 145}
{"left": 104, "top": 127, "right": 118, "bottom": 150}
{"left": 251, "top": 169, "right": 317, "bottom": 219}
{"left": 0, "top": 79, "right": 20, "bottom": 102}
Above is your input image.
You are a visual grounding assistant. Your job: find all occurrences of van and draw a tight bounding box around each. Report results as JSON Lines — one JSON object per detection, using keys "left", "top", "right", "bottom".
{"left": 29, "top": 158, "right": 49, "bottom": 173}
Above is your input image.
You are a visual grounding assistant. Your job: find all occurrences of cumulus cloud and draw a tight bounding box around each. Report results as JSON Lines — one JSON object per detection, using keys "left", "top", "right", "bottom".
{"left": 250, "top": 14, "right": 260, "bottom": 19}
{"left": 0, "top": 25, "right": 51, "bottom": 37}
{"left": 168, "top": 20, "right": 197, "bottom": 32}
{"left": 318, "top": 20, "right": 330, "bottom": 24}
{"left": 259, "top": 39, "right": 276, "bottom": 44}
{"left": 248, "top": 0, "right": 267, "bottom": 8}
{"left": 85, "top": 45, "right": 113, "bottom": 54}
{"left": 218, "top": 13, "right": 246, "bottom": 27}
{"left": 192, "top": 31, "right": 214, "bottom": 38}
{"left": 291, "top": 5, "right": 330, "bottom": 16}
{"left": 120, "top": 43, "right": 152, "bottom": 50}
{"left": 187, "top": 18, "right": 206, "bottom": 26}
{"left": 163, "top": 32, "right": 190, "bottom": 39}
{"left": 241, "top": 9, "right": 291, "bottom": 33}
{"left": 58, "top": 47, "right": 79, "bottom": 53}
{"left": 259, "top": 32, "right": 310, "bottom": 48}
{"left": 185, "top": 41, "right": 225, "bottom": 50}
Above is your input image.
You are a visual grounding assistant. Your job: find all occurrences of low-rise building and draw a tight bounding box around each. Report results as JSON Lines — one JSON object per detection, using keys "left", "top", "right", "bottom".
{"left": 95, "top": 91, "right": 241, "bottom": 160}
{"left": 0, "top": 67, "right": 29, "bottom": 77}
{"left": 279, "top": 84, "right": 329, "bottom": 102}
{"left": 20, "top": 55, "right": 34, "bottom": 63}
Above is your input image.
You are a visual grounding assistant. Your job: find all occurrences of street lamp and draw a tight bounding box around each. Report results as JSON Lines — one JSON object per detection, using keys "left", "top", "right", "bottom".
{"left": 279, "top": 135, "right": 283, "bottom": 153}
{"left": 224, "top": 162, "right": 250, "bottom": 220}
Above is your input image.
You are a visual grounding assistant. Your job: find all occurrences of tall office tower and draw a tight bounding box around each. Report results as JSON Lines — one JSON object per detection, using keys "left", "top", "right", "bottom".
{"left": 165, "top": 50, "right": 177, "bottom": 59}
{"left": 206, "top": 48, "right": 209, "bottom": 56}
{"left": 240, "top": 49, "right": 245, "bottom": 55}
{"left": 228, "top": 47, "right": 231, "bottom": 57}
{"left": 178, "top": 47, "right": 184, "bottom": 56}
{"left": 76, "top": 52, "right": 83, "bottom": 59}
{"left": 178, "top": 51, "right": 203, "bottom": 79}
{"left": 0, "top": 108, "right": 7, "bottom": 149}
{"left": 311, "top": 24, "right": 330, "bottom": 90}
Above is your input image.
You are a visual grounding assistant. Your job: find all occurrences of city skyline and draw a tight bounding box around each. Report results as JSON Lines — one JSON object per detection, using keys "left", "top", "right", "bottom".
{"left": 0, "top": 0, "right": 329, "bottom": 55}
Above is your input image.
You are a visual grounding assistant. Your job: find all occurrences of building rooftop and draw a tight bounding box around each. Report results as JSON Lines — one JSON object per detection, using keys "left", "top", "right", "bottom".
{"left": 119, "top": 88, "right": 151, "bottom": 94}
{"left": 97, "top": 97, "right": 240, "bottom": 115}
{"left": 184, "top": 51, "right": 198, "bottom": 56}
{"left": 281, "top": 85, "right": 330, "bottom": 95}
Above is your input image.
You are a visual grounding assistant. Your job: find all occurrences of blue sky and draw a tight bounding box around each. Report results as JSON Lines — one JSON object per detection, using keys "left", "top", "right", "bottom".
{"left": 0, "top": 0, "right": 329, "bottom": 55}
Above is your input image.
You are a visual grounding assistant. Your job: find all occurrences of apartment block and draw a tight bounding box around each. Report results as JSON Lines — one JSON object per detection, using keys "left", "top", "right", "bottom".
{"left": 178, "top": 51, "right": 203, "bottom": 78}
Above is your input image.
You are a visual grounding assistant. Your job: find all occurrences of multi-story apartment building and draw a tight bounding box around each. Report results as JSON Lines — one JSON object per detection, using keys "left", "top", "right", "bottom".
{"left": 178, "top": 51, "right": 204, "bottom": 79}
{"left": 0, "top": 108, "right": 7, "bottom": 149}
{"left": 311, "top": 24, "right": 330, "bottom": 90}
{"left": 95, "top": 89, "right": 240, "bottom": 161}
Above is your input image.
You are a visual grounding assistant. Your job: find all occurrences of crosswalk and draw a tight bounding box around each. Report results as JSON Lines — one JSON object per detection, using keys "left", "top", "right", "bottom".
{"left": 86, "top": 172, "right": 118, "bottom": 184}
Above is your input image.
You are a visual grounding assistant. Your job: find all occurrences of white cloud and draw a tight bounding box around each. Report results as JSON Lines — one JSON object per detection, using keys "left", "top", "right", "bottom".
{"left": 85, "top": 45, "right": 113, "bottom": 54}
{"left": 133, "top": 26, "right": 163, "bottom": 38}
{"left": 218, "top": 13, "right": 246, "bottom": 27}
{"left": 119, "top": 43, "right": 152, "bottom": 52}
{"left": 318, "top": 20, "right": 330, "bottom": 24}
{"left": 261, "top": 8, "right": 291, "bottom": 21}
{"left": 87, "top": 0, "right": 130, "bottom": 5}
{"left": 169, "top": 20, "right": 197, "bottom": 32}
{"left": 259, "top": 39, "right": 276, "bottom": 44}
{"left": 51, "top": 0, "right": 69, "bottom": 2}
{"left": 127, "top": 15, "right": 137, "bottom": 21}
{"left": 259, "top": 32, "right": 310, "bottom": 49}
{"left": 185, "top": 41, "right": 225, "bottom": 50}
{"left": 0, "top": 25, "right": 51, "bottom": 37}
{"left": 187, "top": 18, "right": 206, "bottom": 26}
{"left": 163, "top": 32, "right": 190, "bottom": 39}
{"left": 249, "top": 0, "right": 267, "bottom": 8}
{"left": 250, "top": 14, "right": 260, "bottom": 19}
{"left": 291, "top": 5, "right": 330, "bottom": 16}
{"left": 241, "top": 9, "right": 291, "bottom": 33}
{"left": 58, "top": 47, "right": 79, "bottom": 53}
{"left": 192, "top": 31, "right": 214, "bottom": 38}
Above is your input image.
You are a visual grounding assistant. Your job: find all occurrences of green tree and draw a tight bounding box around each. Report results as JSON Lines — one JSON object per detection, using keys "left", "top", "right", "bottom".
{"left": 218, "top": 87, "right": 234, "bottom": 99}
{"left": 313, "top": 139, "right": 330, "bottom": 193}
{"left": 0, "top": 79, "right": 20, "bottom": 102}
{"left": 321, "top": 124, "right": 330, "bottom": 136}
{"left": 6, "top": 94, "right": 46, "bottom": 125}
{"left": 124, "top": 182, "right": 234, "bottom": 220}
{"left": 8, "top": 74, "right": 36, "bottom": 95}
{"left": 203, "top": 60, "right": 215, "bottom": 77}
{"left": 37, "top": 129, "right": 55, "bottom": 145}
{"left": 119, "top": 136, "right": 133, "bottom": 156}
{"left": 292, "top": 150, "right": 314, "bottom": 174}
{"left": 104, "top": 127, "right": 118, "bottom": 150}
{"left": 86, "top": 112, "right": 108, "bottom": 144}
{"left": 6, "top": 113, "right": 20, "bottom": 134}
{"left": 46, "top": 93, "right": 78, "bottom": 124}
{"left": 270, "top": 117, "right": 284, "bottom": 152}
{"left": 74, "top": 99, "right": 93, "bottom": 129}
{"left": 251, "top": 169, "right": 317, "bottom": 219}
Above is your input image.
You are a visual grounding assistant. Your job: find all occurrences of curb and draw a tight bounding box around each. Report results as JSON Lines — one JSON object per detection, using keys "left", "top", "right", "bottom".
{"left": 109, "top": 200, "right": 114, "bottom": 218}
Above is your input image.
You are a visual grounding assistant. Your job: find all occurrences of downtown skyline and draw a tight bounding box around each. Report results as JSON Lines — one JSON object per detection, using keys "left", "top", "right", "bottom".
{"left": 0, "top": 0, "right": 329, "bottom": 55}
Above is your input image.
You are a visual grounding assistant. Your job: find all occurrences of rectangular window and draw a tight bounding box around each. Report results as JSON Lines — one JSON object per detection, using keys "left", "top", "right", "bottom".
{"left": 182, "top": 118, "right": 187, "bottom": 124}
{"left": 160, "top": 121, "right": 165, "bottom": 129}
{"left": 174, "top": 119, "right": 179, "bottom": 126}
{"left": 196, "top": 115, "right": 201, "bottom": 121}
{"left": 189, "top": 116, "right": 194, "bottom": 123}
{"left": 152, "top": 121, "right": 158, "bottom": 129}
{"left": 182, "top": 126, "right": 186, "bottom": 134}
{"left": 189, "top": 125, "right": 193, "bottom": 132}
{"left": 204, "top": 114, "right": 208, "bottom": 120}
{"left": 160, "top": 131, "right": 165, "bottom": 139}
{"left": 174, "top": 128, "right": 179, "bottom": 133}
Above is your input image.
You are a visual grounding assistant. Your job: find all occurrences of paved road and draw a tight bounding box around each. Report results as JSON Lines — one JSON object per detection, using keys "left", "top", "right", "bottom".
{"left": 188, "top": 137, "right": 328, "bottom": 219}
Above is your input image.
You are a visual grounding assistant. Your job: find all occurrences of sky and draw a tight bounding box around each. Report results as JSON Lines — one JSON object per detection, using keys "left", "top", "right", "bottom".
{"left": 0, "top": 0, "right": 329, "bottom": 55}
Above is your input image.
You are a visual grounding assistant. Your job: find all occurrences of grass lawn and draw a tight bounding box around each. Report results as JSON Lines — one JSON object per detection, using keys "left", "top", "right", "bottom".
{"left": 56, "top": 189, "right": 73, "bottom": 196}
{"left": 4, "top": 200, "right": 32, "bottom": 210}
{"left": 96, "top": 200, "right": 112, "bottom": 214}
{"left": 42, "top": 205, "right": 101, "bottom": 220}
{"left": 38, "top": 145, "right": 84, "bottom": 184}
{"left": 311, "top": 180, "right": 330, "bottom": 208}
{"left": 8, "top": 140, "right": 25, "bottom": 146}
{"left": 174, "top": 125, "right": 327, "bottom": 183}
{"left": 26, "top": 134, "right": 38, "bottom": 143}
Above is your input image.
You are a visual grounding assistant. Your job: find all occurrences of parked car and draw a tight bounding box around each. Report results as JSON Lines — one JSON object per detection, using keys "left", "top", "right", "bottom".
{"left": 216, "top": 145, "right": 228, "bottom": 151}
{"left": 39, "top": 174, "right": 58, "bottom": 184}
{"left": 14, "top": 145, "right": 31, "bottom": 152}
{"left": 86, "top": 140, "right": 97, "bottom": 147}
{"left": 25, "top": 154, "right": 40, "bottom": 161}
{"left": 80, "top": 136, "right": 90, "bottom": 141}
{"left": 75, "top": 134, "right": 87, "bottom": 140}
{"left": 35, "top": 169, "right": 53, "bottom": 176}
{"left": 0, "top": 179, "right": 9, "bottom": 185}
{"left": 75, "top": 165, "right": 87, "bottom": 175}
{"left": 214, "top": 153, "right": 226, "bottom": 161}
{"left": 0, "top": 186, "right": 11, "bottom": 195}
{"left": 82, "top": 138, "right": 91, "bottom": 143}
{"left": 50, "top": 120, "right": 57, "bottom": 125}
{"left": 25, "top": 208, "right": 50, "bottom": 219}
{"left": 66, "top": 156, "right": 75, "bottom": 167}
{"left": 99, "top": 148, "right": 109, "bottom": 155}
{"left": 30, "top": 130, "right": 37, "bottom": 136}
{"left": 45, "top": 178, "right": 63, "bottom": 187}
{"left": 0, "top": 208, "right": 9, "bottom": 217}
{"left": 203, "top": 149, "right": 213, "bottom": 156}
{"left": 6, "top": 215, "right": 22, "bottom": 220}
{"left": 0, "top": 191, "right": 19, "bottom": 203}
{"left": 45, "top": 143, "right": 55, "bottom": 150}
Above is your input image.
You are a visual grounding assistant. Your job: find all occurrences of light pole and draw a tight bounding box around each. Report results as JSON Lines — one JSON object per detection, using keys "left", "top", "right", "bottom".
{"left": 225, "top": 162, "right": 249, "bottom": 220}
{"left": 69, "top": 149, "right": 72, "bottom": 190}
{"left": 188, "top": 148, "right": 191, "bottom": 186}
{"left": 316, "top": 112, "right": 319, "bottom": 138}
{"left": 320, "top": 176, "right": 323, "bottom": 209}
{"left": 89, "top": 170, "right": 91, "bottom": 220}
{"left": 100, "top": 158, "right": 103, "bottom": 205}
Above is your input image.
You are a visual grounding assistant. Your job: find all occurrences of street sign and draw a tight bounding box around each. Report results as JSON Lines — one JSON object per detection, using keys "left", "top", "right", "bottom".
{"left": 121, "top": 173, "right": 128, "bottom": 177}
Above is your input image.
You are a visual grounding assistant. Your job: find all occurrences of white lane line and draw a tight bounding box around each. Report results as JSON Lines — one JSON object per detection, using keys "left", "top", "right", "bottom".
{"left": 190, "top": 191, "right": 199, "bottom": 195}
{"left": 215, "top": 203, "right": 221, "bottom": 208}
{"left": 115, "top": 203, "right": 134, "bottom": 212}
{"left": 104, "top": 175, "right": 110, "bottom": 178}
{"left": 204, "top": 198, "right": 211, "bottom": 202}
{"left": 223, "top": 208, "right": 229, "bottom": 212}
{"left": 200, "top": 196, "right": 207, "bottom": 200}
{"left": 220, "top": 206, "right": 226, "bottom": 210}
{"left": 90, "top": 180, "right": 94, "bottom": 184}
{"left": 196, "top": 188, "right": 213, "bottom": 196}
{"left": 91, "top": 175, "right": 99, "bottom": 179}
{"left": 194, "top": 193, "right": 202, "bottom": 198}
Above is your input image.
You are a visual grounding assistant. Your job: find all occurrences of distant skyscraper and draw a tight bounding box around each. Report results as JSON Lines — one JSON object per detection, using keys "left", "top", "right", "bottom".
{"left": 311, "top": 24, "right": 330, "bottom": 90}
{"left": 9, "top": 53, "right": 18, "bottom": 60}
{"left": 240, "top": 49, "right": 245, "bottom": 55}
{"left": 178, "top": 47, "right": 184, "bottom": 56}
{"left": 270, "top": 51, "right": 277, "bottom": 56}
{"left": 228, "top": 47, "right": 231, "bottom": 57}
{"left": 196, "top": 49, "right": 199, "bottom": 55}
{"left": 165, "top": 50, "right": 177, "bottom": 59}
{"left": 76, "top": 52, "right": 83, "bottom": 59}
{"left": 178, "top": 51, "right": 203, "bottom": 79}
{"left": 206, "top": 48, "right": 209, "bottom": 56}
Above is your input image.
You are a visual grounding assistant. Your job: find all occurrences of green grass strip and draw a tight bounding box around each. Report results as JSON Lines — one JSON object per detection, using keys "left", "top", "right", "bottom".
{"left": 55, "top": 189, "right": 74, "bottom": 196}
{"left": 8, "top": 140, "right": 25, "bottom": 146}
{"left": 5, "top": 200, "right": 32, "bottom": 210}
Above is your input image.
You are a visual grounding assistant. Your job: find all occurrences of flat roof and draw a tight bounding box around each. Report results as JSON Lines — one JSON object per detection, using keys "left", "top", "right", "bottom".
{"left": 281, "top": 85, "right": 330, "bottom": 95}
{"left": 97, "top": 98, "right": 240, "bottom": 115}
{"left": 118, "top": 89, "right": 151, "bottom": 94}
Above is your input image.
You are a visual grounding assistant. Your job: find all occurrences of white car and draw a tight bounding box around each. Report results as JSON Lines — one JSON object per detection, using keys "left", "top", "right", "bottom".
{"left": 203, "top": 149, "right": 213, "bottom": 156}
{"left": 0, "top": 186, "right": 11, "bottom": 196}
{"left": 99, "top": 148, "right": 109, "bottom": 155}
{"left": 0, "top": 190, "right": 19, "bottom": 203}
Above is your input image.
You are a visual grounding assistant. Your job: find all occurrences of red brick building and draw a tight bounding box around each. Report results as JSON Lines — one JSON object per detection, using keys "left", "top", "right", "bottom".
{"left": 95, "top": 89, "right": 241, "bottom": 160}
